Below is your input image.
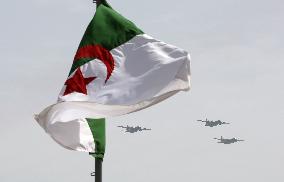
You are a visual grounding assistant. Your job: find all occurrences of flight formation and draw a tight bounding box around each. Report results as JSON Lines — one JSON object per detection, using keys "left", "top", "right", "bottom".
{"left": 116, "top": 118, "right": 244, "bottom": 145}
{"left": 197, "top": 118, "right": 245, "bottom": 144}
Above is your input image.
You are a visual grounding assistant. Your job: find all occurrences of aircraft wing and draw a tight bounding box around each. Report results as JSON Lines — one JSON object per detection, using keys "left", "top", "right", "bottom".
{"left": 237, "top": 139, "right": 245, "bottom": 142}
{"left": 142, "top": 128, "right": 151, "bottom": 130}
{"left": 213, "top": 138, "right": 221, "bottom": 140}
{"left": 221, "top": 122, "right": 230, "bottom": 124}
{"left": 117, "top": 125, "right": 127, "bottom": 129}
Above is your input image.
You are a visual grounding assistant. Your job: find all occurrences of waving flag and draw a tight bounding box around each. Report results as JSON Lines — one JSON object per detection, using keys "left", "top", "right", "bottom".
{"left": 35, "top": 0, "right": 190, "bottom": 153}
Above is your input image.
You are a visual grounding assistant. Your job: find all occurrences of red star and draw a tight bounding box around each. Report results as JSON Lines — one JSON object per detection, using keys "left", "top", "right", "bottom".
{"left": 63, "top": 69, "right": 96, "bottom": 96}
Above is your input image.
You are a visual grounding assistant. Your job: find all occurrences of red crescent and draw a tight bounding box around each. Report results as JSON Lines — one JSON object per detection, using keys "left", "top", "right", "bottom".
{"left": 74, "top": 45, "right": 115, "bottom": 83}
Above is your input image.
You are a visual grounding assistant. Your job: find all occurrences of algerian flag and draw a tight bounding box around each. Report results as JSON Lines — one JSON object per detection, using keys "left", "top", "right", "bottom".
{"left": 35, "top": 0, "right": 190, "bottom": 154}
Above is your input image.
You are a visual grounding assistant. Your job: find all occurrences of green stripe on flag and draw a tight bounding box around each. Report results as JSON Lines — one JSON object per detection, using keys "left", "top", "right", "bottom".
{"left": 68, "top": 3, "right": 144, "bottom": 76}
{"left": 78, "top": 4, "right": 143, "bottom": 50}
{"left": 86, "top": 118, "right": 106, "bottom": 159}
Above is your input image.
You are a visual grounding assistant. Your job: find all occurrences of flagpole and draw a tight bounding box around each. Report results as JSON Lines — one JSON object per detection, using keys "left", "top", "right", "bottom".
{"left": 91, "top": 1, "right": 103, "bottom": 181}
{"left": 90, "top": 155, "right": 102, "bottom": 182}
{"left": 95, "top": 158, "right": 103, "bottom": 182}
{"left": 93, "top": 0, "right": 101, "bottom": 7}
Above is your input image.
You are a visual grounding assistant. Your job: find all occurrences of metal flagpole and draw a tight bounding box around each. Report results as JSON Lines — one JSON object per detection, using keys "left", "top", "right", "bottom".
{"left": 90, "top": 1, "right": 103, "bottom": 181}
{"left": 89, "top": 119, "right": 105, "bottom": 182}
{"left": 91, "top": 156, "right": 102, "bottom": 182}
{"left": 95, "top": 158, "right": 103, "bottom": 182}
{"left": 93, "top": 0, "right": 101, "bottom": 7}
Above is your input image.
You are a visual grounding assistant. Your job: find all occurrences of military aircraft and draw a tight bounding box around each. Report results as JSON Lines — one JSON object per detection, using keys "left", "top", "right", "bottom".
{"left": 117, "top": 125, "right": 151, "bottom": 133}
{"left": 213, "top": 136, "right": 244, "bottom": 144}
{"left": 197, "top": 118, "right": 230, "bottom": 127}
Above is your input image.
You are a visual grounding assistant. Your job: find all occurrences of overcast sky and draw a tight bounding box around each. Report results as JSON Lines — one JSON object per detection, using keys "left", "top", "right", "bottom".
{"left": 1, "top": 0, "right": 284, "bottom": 182}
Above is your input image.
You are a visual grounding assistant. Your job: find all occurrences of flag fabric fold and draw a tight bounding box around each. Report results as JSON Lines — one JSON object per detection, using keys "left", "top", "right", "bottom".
{"left": 35, "top": 1, "right": 191, "bottom": 153}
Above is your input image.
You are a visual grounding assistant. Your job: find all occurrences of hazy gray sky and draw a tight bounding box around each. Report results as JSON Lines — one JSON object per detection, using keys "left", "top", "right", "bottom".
{"left": 1, "top": 0, "right": 284, "bottom": 181}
